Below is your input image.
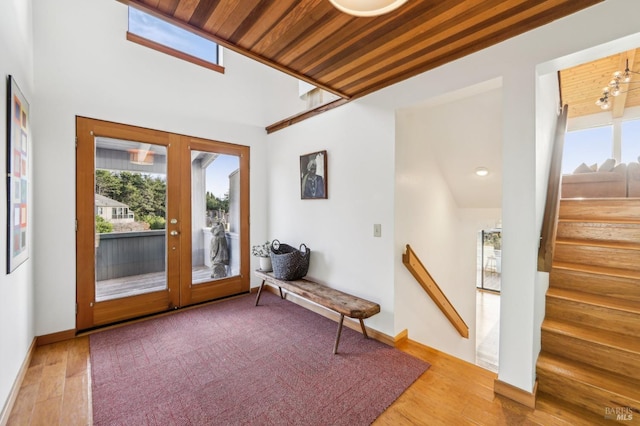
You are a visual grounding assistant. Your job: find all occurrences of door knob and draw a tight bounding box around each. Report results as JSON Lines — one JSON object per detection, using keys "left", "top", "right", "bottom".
{"left": 170, "top": 230, "right": 179, "bottom": 236}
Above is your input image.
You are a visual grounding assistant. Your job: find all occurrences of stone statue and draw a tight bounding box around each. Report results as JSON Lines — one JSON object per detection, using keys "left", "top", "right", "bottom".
{"left": 210, "top": 221, "right": 229, "bottom": 279}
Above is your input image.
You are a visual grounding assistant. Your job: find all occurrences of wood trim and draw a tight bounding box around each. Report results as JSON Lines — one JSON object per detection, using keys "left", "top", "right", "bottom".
{"left": 538, "top": 104, "right": 568, "bottom": 272}
{"left": 402, "top": 244, "right": 469, "bottom": 338}
{"left": 126, "top": 32, "right": 225, "bottom": 74}
{"left": 266, "top": 98, "right": 350, "bottom": 134}
{"left": 394, "top": 329, "right": 409, "bottom": 346}
{"left": 0, "top": 338, "right": 36, "bottom": 426}
{"left": 36, "top": 329, "right": 77, "bottom": 346}
{"left": 494, "top": 379, "right": 538, "bottom": 409}
{"left": 261, "top": 284, "right": 395, "bottom": 346}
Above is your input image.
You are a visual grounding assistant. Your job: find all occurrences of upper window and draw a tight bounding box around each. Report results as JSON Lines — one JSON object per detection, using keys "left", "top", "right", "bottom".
{"left": 127, "top": 7, "right": 223, "bottom": 73}
{"left": 562, "top": 126, "right": 613, "bottom": 174}
{"left": 621, "top": 119, "right": 640, "bottom": 164}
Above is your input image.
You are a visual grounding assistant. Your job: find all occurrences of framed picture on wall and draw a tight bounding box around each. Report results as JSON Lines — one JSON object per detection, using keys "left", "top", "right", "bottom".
{"left": 6, "top": 75, "right": 30, "bottom": 273}
{"left": 300, "top": 150, "right": 327, "bottom": 199}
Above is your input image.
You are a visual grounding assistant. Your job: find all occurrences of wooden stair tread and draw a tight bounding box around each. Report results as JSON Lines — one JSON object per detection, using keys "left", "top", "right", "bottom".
{"left": 552, "top": 261, "right": 640, "bottom": 280}
{"left": 542, "top": 319, "right": 640, "bottom": 353}
{"left": 559, "top": 218, "right": 640, "bottom": 225}
{"left": 546, "top": 288, "right": 640, "bottom": 315}
{"left": 537, "top": 352, "right": 640, "bottom": 400}
{"left": 536, "top": 392, "right": 617, "bottom": 425}
{"left": 555, "top": 238, "right": 640, "bottom": 250}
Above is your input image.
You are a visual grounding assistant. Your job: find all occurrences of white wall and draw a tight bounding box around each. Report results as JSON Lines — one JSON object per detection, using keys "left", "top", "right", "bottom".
{"left": 267, "top": 0, "right": 640, "bottom": 393}
{"left": 266, "top": 102, "right": 396, "bottom": 335}
{"left": 0, "top": 0, "right": 35, "bottom": 415}
{"left": 30, "top": 0, "right": 300, "bottom": 335}
{"left": 395, "top": 110, "right": 475, "bottom": 362}
{"left": 532, "top": 70, "right": 563, "bottom": 375}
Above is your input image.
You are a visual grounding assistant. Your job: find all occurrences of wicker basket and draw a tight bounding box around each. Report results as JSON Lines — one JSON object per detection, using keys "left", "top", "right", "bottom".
{"left": 269, "top": 239, "right": 310, "bottom": 280}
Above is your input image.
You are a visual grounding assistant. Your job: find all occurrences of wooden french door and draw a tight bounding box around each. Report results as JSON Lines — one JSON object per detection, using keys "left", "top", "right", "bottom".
{"left": 76, "top": 117, "right": 249, "bottom": 330}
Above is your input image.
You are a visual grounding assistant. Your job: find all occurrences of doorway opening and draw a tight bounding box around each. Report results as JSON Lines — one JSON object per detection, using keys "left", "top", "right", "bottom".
{"left": 475, "top": 228, "right": 501, "bottom": 372}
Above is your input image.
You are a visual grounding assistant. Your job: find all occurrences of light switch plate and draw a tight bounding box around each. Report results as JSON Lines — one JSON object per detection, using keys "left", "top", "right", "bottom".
{"left": 373, "top": 224, "right": 382, "bottom": 237}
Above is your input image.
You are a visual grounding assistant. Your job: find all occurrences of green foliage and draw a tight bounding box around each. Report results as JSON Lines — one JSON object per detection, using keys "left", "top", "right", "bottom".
{"left": 95, "top": 170, "right": 166, "bottom": 220}
{"left": 142, "top": 215, "right": 166, "bottom": 230}
{"left": 206, "top": 191, "right": 229, "bottom": 213}
{"left": 95, "top": 215, "right": 113, "bottom": 233}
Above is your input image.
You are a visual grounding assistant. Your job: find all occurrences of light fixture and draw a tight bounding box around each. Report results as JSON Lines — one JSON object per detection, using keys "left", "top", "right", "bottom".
{"left": 129, "top": 147, "right": 154, "bottom": 165}
{"left": 595, "top": 58, "right": 640, "bottom": 110}
{"left": 328, "top": 0, "right": 407, "bottom": 17}
{"left": 475, "top": 167, "right": 489, "bottom": 177}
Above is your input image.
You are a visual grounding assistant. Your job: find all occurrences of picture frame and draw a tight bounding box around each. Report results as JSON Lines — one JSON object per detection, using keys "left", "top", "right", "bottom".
{"left": 6, "top": 75, "right": 29, "bottom": 273}
{"left": 300, "top": 150, "right": 327, "bottom": 199}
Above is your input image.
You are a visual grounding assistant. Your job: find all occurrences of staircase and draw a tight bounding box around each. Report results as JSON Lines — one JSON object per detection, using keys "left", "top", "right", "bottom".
{"left": 536, "top": 198, "right": 640, "bottom": 423}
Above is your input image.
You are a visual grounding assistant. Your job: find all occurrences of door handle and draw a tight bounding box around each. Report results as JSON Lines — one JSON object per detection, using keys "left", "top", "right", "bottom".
{"left": 170, "top": 230, "right": 179, "bottom": 236}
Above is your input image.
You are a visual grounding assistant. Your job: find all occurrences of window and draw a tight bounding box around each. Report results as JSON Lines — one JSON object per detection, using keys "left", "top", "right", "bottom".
{"left": 127, "top": 7, "right": 223, "bottom": 73}
{"left": 621, "top": 119, "right": 640, "bottom": 164}
{"left": 562, "top": 126, "right": 612, "bottom": 174}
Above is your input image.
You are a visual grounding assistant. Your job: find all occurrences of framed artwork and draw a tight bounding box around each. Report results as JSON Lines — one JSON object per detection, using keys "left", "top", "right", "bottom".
{"left": 6, "top": 75, "right": 29, "bottom": 273}
{"left": 300, "top": 150, "right": 327, "bottom": 199}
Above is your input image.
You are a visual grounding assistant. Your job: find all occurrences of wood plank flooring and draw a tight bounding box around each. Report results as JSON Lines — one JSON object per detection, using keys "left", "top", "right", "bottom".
{"left": 7, "top": 325, "right": 596, "bottom": 425}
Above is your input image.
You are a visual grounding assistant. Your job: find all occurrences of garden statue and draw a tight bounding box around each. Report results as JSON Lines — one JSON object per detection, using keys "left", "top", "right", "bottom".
{"left": 210, "top": 221, "right": 229, "bottom": 279}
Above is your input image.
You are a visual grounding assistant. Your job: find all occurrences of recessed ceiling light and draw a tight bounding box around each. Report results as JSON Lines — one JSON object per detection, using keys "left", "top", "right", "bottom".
{"left": 475, "top": 167, "right": 489, "bottom": 177}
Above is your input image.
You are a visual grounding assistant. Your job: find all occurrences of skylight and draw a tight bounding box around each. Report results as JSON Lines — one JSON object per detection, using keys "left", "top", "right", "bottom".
{"left": 128, "top": 7, "right": 221, "bottom": 69}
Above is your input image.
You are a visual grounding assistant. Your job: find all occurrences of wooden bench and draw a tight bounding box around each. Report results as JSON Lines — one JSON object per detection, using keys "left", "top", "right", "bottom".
{"left": 254, "top": 270, "right": 380, "bottom": 354}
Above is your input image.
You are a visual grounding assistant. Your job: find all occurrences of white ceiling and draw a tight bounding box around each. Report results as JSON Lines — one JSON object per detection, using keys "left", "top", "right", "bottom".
{"left": 407, "top": 84, "right": 503, "bottom": 209}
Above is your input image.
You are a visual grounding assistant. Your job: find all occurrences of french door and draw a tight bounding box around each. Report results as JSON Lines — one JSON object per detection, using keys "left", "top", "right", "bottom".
{"left": 76, "top": 117, "right": 249, "bottom": 330}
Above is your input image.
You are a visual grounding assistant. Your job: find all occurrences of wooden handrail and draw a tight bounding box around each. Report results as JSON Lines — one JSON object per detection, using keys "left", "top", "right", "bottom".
{"left": 538, "top": 104, "right": 568, "bottom": 272}
{"left": 402, "top": 245, "right": 469, "bottom": 338}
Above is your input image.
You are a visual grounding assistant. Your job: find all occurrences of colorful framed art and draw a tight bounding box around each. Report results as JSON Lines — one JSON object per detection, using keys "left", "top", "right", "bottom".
{"left": 6, "top": 75, "right": 29, "bottom": 273}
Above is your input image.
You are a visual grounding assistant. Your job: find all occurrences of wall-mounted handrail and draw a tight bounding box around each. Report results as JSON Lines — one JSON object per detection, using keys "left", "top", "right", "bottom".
{"left": 538, "top": 104, "right": 568, "bottom": 272}
{"left": 402, "top": 244, "right": 469, "bottom": 338}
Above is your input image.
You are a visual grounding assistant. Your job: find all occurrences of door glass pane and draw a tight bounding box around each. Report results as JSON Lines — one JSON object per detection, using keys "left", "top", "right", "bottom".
{"left": 94, "top": 137, "right": 167, "bottom": 301}
{"left": 191, "top": 151, "right": 240, "bottom": 284}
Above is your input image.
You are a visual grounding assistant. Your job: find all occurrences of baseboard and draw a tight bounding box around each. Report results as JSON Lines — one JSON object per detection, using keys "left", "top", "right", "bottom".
{"left": 36, "top": 329, "right": 77, "bottom": 346}
{"left": 494, "top": 379, "right": 538, "bottom": 409}
{"left": 394, "top": 329, "right": 409, "bottom": 346}
{"left": 0, "top": 338, "right": 37, "bottom": 426}
{"left": 261, "top": 285, "right": 395, "bottom": 346}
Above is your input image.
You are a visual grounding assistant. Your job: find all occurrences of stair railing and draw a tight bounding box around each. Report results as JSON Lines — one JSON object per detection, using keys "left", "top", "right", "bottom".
{"left": 538, "top": 104, "right": 568, "bottom": 272}
{"left": 402, "top": 244, "right": 469, "bottom": 338}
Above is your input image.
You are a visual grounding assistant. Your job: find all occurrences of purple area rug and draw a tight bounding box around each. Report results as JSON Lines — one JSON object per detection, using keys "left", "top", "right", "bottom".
{"left": 90, "top": 291, "right": 430, "bottom": 425}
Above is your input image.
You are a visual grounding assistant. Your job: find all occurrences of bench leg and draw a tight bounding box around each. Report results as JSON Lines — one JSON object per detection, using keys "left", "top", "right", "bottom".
{"left": 255, "top": 280, "right": 266, "bottom": 306}
{"left": 333, "top": 314, "right": 345, "bottom": 355}
{"left": 359, "top": 319, "right": 369, "bottom": 339}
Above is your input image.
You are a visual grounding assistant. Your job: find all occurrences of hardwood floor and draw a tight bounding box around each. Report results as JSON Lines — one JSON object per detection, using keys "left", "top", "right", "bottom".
{"left": 7, "top": 328, "right": 601, "bottom": 425}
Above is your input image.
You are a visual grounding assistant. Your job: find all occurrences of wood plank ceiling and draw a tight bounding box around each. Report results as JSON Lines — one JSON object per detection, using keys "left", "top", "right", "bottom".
{"left": 561, "top": 49, "right": 640, "bottom": 119}
{"left": 120, "top": 0, "right": 602, "bottom": 101}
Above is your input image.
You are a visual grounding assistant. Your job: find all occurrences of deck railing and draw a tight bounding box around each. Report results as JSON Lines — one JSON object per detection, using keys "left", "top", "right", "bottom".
{"left": 95, "top": 230, "right": 165, "bottom": 281}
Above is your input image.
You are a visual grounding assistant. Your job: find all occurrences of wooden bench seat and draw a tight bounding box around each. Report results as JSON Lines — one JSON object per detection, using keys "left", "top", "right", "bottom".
{"left": 254, "top": 270, "right": 380, "bottom": 354}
